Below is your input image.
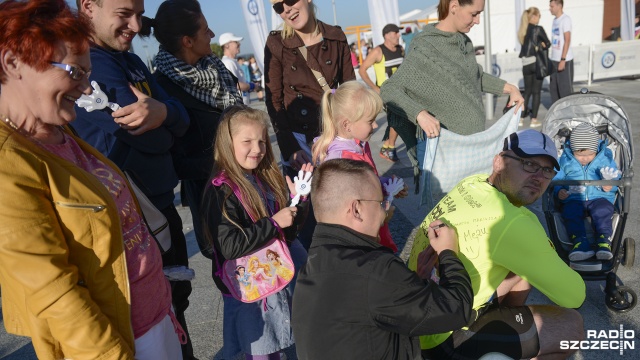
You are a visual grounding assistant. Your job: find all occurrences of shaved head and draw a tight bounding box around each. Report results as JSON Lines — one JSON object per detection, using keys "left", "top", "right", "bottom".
{"left": 312, "top": 159, "right": 380, "bottom": 222}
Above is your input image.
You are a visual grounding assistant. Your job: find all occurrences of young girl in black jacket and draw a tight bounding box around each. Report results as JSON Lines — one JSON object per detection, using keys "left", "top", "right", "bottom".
{"left": 202, "top": 105, "right": 311, "bottom": 360}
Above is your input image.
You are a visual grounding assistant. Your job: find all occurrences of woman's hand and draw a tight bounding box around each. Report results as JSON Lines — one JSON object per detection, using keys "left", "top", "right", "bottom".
{"left": 272, "top": 206, "right": 298, "bottom": 228}
{"left": 503, "top": 83, "right": 525, "bottom": 114}
{"left": 416, "top": 110, "right": 440, "bottom": 138}
{"left": 288, "top": 150, "right": 312, "bottom": 171}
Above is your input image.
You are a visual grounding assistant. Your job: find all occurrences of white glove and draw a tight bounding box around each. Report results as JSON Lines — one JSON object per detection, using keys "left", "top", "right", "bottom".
{"left": 600, "top": 166, "right": 621, "bottom": 180}
{"left": 76, "top": 81, "right": 121, "bottom": 112}
{"left": 290, "top": 169, "right": 312, "bottom": 207}
{"left": 383, "top": 177, "right": 405, "bottom": 203}
{"left": 568, "top": 185, "right": 586, "bottom": 194}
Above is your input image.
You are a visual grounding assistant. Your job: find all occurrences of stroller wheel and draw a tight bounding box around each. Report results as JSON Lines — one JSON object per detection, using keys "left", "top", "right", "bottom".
{"left": 605, "top": 286, "right": 637, "bottom": 313}
{"left": 622, "top": 237, "right": 635, "bottom": 267}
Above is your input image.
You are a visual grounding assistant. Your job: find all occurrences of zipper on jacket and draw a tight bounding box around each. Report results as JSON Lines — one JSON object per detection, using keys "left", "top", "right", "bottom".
{"left": 54, "top": 202, "right": 106, "bottom": 212}
{"left": 582, "top": 167, "right": 589, "bottom": 201}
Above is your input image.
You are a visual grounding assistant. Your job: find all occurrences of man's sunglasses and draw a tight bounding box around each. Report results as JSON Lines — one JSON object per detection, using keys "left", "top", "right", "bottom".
{"left": 273, "top": 0, "right": 300, "bottom": 15}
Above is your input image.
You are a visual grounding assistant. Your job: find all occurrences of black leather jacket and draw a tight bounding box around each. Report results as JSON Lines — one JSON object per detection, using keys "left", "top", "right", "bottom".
{"left": 292, "top": 223, "right": 473, "bottom": 360}
{"left": 202, "top": 178, "right": 308, "bottom": 293}
{"left": 519, "top": 23, "right": 551, "bottom": 58}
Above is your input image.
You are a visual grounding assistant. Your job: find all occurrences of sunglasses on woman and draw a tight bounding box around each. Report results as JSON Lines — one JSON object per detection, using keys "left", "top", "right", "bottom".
{"left": 273, "top": 0, "right": 300, "bottom": 15}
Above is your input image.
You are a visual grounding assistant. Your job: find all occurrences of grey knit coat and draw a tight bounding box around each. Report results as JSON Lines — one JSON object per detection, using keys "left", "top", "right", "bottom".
{"left": 381, "top": 24, "right": 506, "bottom": 136}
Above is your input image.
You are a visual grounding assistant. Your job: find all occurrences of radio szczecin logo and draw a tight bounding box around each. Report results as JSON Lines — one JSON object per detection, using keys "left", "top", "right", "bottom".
{"left": 560, "top": 325, "right": 634, "bottom": 355}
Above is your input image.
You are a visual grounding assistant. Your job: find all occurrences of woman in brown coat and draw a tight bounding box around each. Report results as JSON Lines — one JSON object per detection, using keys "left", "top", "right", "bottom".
{"left": 265, "top": 0, "right": 355, "bottom": 250}
{"left": 265, "top": 0, "right": 355, "bottom": 172}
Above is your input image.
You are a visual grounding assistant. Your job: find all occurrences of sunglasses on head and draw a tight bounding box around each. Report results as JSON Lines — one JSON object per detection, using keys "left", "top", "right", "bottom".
{"left": 273, "top": 0, "right": 300, "bottom": 15}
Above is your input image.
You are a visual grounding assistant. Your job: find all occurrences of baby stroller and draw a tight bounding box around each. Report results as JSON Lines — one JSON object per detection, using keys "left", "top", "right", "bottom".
{"left": 541, "top": 89, "right": 636, "bottom": 312}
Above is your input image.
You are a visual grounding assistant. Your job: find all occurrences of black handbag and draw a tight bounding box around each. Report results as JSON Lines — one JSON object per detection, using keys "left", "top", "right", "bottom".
{"left": 534, "top": 46, "right": 549, "bottom": 80}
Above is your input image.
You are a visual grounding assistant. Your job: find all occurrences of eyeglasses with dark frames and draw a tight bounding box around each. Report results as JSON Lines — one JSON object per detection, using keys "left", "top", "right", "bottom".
{"left": 501, "top": 154, "right": 557, "bottom": 179}
{"left": 357, "top": 199, "right": 391, "bottom": 212}
{"left": 50, "top": 62, "right": 91, "bottom": 81}
{"left": 272, "top": 0, "right": 301, "bottom": 15}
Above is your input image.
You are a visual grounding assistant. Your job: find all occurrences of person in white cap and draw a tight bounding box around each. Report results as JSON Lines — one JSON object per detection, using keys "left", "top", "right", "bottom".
{"left": 219, "top": 32, "right": 260, "bottom": 104}
{"left": 554, "top": 122, "right": 621, "bottom": 261}
{"left": 408, "top": 129, "right": 585, "bottom": 359}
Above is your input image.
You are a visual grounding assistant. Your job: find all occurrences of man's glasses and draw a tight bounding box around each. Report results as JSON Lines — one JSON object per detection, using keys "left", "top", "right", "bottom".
{"left": 358, "top": 199, "right": 391, "bottom": 212}
{"left": 272, "top": 0, "right": 300, "bottom": 15}
{"left": 50, "top": 62, "right": 91, "bottom": 81}
{"left": 502, "top": 154, "right": 557, "bottom": 179}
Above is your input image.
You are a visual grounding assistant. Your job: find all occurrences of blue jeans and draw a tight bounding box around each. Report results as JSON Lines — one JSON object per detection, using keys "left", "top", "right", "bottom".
{"left": 562, "top": 198, "right": 614, "bottom": 240}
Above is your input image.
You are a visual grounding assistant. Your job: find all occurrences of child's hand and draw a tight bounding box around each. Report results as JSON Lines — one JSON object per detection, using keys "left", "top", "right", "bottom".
{"left": 395, "top": 183, "right": 409, "bottom": 199}
{"left": 272, "top": 206, "right": 298, "bottom": 228}
{"left": 600, "top": 167, "right": 621, "bottom": 180}
{"left": 558, "top": 189, "right": 569, "bottom": 200}
{"left": 602, "top": 185, "right": 613, "bottom": 192}
{"left": 286, "top": 163, "right": 314, "bottom": 201}
{"left": 384, "top": 177, "right": 405, "bottom": 198}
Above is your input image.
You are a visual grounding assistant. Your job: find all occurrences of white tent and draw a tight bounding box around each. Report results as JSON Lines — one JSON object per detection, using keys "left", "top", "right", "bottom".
{"left": 399, "top": 4, "right": 438, "bottom": 23}
{"left": 467, "top": 0, "right": 604, "bottom": 54}
{"left": 399, "top": 0, "right": 607, "bottom": 55}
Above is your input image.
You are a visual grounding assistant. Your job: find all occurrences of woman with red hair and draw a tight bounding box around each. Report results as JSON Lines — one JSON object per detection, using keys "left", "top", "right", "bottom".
{"left": 0, "top": 1, "right": 180, "bottom": 359}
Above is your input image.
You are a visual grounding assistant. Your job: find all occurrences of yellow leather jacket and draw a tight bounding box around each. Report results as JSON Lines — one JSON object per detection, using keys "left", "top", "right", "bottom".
{"left": 0, "top": 124, "right": 135, "bottom": 359}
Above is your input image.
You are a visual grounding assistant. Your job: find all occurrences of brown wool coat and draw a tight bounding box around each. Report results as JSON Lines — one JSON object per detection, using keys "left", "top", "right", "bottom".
{"left": 264, "top": 21, "right": 356, "bottom": 161}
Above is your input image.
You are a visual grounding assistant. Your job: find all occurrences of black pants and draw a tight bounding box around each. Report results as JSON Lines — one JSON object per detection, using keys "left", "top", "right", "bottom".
{"left": 283, "top": 164, "right": 317, "bottom": 250}
{"left": 522, "top": 63, "right": 543, "bottom": 119}
{"left": 549, "top": 59, "right": 574, "bottom": 104}
{"left": 161, "top": 204, "right": 196, "bottom": 359}
{"left": 182, "top": 177, "right": 213, "bottom": 258}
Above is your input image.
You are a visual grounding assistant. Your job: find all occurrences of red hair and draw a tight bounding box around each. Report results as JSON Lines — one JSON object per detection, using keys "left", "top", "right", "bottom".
{"left": 0, "top": 0, "right": 93, "bottom": 83}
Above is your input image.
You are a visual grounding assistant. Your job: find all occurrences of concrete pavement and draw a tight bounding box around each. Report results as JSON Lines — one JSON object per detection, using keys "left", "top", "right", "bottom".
{"left": 2, "top": 78, "right": 640, "bottom": 359}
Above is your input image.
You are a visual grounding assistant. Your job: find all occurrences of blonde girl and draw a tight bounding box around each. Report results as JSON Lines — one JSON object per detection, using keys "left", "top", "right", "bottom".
{"left": 517, "top": 7, "right": 550, "bottom": 128}
{"left": 202, "top": 105, "right": 312, "bottom": 360}
{"left": 311, "top": 81, "right": 407, "bottom": 252}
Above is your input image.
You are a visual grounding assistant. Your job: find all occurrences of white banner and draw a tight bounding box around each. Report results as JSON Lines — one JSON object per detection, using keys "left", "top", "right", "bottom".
{"left": 571, "top": 46, "right": 592, "bottom": 82}
{"left": 367, "top": 0, "right": 400, "bottom": 47}
{"left": 475, "top": 45, "right": 592, "bottom": 87}
{"left": 468, "top": 0, "right": 604, "bottom": 55}
{"left": 271, "top": 5, "right": 283, "bottom": 31}
{"left": 621, "top": 0, "right": 635, "bottom": 41}
{"left": 514, "top": 0, "right": 526, "bottom": 53}
{"left": 592, "top": 41, "right": 640, "bottom": 80}
{"left": 240, "top": 0, "right": 268, "bottom": 73}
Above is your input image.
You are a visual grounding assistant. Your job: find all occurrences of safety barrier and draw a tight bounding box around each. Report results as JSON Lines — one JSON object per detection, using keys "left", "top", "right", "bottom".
{"left": 476, "top": 41, "right": 640, "bottom": 87}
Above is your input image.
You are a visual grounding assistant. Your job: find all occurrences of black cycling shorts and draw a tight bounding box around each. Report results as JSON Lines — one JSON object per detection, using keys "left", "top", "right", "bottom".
{"left": 423, "top": 303, "right": 540, "bottom": 360}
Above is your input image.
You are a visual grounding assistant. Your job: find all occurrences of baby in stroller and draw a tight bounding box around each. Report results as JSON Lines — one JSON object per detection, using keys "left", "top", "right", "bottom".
{"left": 553, "top": 123, "right": 622, "bottom": 262}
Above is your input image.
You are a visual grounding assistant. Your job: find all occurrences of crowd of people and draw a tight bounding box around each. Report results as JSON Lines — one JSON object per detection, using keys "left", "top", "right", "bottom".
{"left": 0, "top": 0, "right": 610, "bottom": 359}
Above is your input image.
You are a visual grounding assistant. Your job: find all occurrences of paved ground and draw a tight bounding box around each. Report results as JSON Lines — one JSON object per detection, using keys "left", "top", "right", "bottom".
{"left": 2, "top": 78, "right": 640, "bottom": 359}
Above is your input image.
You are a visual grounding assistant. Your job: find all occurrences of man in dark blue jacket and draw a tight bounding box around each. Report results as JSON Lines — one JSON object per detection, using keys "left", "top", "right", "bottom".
{"left": 292, "top": 159, "right": 473, "bottom": 360}
{"left": 74, "top": 1, "right": 194, "bottom": 358}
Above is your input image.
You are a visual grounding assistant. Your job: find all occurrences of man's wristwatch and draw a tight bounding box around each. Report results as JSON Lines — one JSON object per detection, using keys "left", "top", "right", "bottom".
{"left": 560, "top": 57, "right": 566, "bottom": 61}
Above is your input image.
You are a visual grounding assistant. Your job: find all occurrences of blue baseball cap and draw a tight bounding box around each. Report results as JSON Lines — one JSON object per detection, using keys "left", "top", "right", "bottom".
{"left": 503, "top": 129, "right": 560, "bottom": 170}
